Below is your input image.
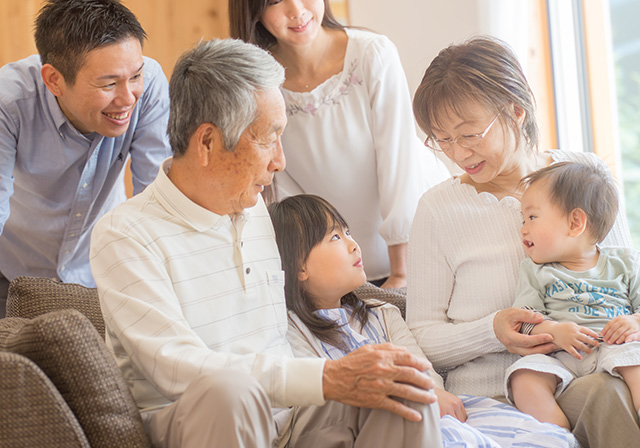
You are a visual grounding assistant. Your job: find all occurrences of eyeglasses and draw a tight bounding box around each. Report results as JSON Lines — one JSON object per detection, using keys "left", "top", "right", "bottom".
{"left": 426, "top": 108, "right": 504, "bottom": 152}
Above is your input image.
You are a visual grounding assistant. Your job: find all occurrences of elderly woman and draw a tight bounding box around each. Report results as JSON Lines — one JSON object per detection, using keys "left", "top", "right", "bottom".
{"left": 407, "top": 35, "right": 638, "bottom": 448}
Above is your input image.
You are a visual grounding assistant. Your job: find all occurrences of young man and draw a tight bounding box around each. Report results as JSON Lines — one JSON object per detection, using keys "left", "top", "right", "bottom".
{"left": 0, "top": 0, "right": 171, "bottom": 316}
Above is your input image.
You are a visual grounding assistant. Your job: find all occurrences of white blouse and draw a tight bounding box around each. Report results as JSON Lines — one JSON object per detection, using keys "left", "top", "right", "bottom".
{"left": 277, "top": 28, "right": 450, "bottom": 280}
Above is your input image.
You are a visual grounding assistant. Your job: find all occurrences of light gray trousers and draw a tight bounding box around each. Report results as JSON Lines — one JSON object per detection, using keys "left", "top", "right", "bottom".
{"left": 146, "top": 370, "right": 443, "bottom": 448}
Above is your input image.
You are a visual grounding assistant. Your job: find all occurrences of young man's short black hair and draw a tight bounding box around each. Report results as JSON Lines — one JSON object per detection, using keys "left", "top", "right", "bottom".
{"left": 35, "top": 0, "right": 146, "bottom": 85}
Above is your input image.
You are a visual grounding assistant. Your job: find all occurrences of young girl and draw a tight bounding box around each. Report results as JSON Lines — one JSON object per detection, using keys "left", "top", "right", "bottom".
{"left": 268, "top": 194, "right": 578, "bottom": 448}
{"left": 230, "top": 0, "right": 450, "bottom": 288}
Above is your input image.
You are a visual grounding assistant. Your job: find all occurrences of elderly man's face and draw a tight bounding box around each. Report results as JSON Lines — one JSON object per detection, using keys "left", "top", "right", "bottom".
{"left": 212, "top": 87, "right": 287, "bottom": 214}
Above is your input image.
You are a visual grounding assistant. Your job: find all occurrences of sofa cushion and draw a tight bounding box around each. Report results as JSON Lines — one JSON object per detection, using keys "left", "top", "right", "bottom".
{"left": 353, "top": 282, "right": 407, "bottom": 318}
{"left": 0, "top": 310, "right": 149, "bottom": 448}
{"left": 7, "top": 276, "right": 105, "bottom": 339}
{"left": 0, "top": 351, "right": 90, "bottom": 448}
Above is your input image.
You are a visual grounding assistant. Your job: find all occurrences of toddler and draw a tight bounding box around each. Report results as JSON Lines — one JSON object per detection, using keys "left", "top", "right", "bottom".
{"left": 506, "top": 161, "right": 640, "bottom": 430}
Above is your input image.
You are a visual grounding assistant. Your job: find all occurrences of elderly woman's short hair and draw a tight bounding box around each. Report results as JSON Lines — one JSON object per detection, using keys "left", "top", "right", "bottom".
{"left": 168, "top": 38, "right": 285, "bottom": 155}
{"left": 413, "top": 35, "right": 539, "bottom": 152}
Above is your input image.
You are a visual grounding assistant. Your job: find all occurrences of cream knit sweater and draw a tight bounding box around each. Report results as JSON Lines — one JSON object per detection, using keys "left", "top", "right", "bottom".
{"left": 407, "top": 150, "right": 632, "bottom": 398}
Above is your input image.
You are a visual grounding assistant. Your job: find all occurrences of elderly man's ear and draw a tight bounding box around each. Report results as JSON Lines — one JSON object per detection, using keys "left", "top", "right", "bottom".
{"left": 193, "top": 122, "right": 224, "bottom": 167}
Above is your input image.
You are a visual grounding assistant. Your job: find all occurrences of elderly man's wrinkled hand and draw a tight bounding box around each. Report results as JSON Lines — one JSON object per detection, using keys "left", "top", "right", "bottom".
{"left": 322, "top": 343, "right": 437, "bottom": 422}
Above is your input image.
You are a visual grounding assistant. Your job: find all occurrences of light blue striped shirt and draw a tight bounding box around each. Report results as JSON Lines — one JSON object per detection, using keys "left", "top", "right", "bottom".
{"left": 0, "top": 54, "right": 170, "bottom": 286}
{"left": 314, "top": 306, "right": 387, "bottom": 359}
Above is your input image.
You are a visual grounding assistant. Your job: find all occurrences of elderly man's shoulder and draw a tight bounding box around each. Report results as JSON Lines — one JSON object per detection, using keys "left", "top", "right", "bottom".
{"left": 93, "top": 183, "right": 161, "bottom": 239}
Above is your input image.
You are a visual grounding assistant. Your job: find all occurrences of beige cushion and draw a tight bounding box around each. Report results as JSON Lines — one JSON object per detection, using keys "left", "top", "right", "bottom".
{"left": 0, "top": 310, "right": 149, "bottom": 448}
{"left": 353, "top": 282, "right": 407, "bottom": 318}
{"left": 0, "top": 351, "right": 90, "bottom": 447}
{"left": 7, "top": 276, "right": 105, "bottom": 339}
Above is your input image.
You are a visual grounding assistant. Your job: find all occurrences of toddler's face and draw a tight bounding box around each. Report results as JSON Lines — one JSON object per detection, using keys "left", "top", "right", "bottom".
{"left": 520, "top": 181, "right": 572, "bottom": 264}
{"left": 299, "top": 226, "right": 367, "bottom": 309}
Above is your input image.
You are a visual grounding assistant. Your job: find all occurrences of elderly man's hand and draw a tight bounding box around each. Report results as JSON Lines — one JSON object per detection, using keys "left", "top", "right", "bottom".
{"left": 494, "top": 308, "right": 556, "bottom": 355}
{"left": 322, "top": 343, "right": 437, "bottom": 422}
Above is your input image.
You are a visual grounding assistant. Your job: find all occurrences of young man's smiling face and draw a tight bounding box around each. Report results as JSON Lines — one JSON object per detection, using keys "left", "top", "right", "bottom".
{"left": 50, "top": 37, "right": 144, "bottom": 137}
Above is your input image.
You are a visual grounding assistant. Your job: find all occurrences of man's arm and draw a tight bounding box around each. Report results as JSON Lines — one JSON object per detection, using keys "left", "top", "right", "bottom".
{"left": 322, "top": 343, "right": 436, "bottom": 422}
{"left": 90, "top": 205, "right": 326, "bottom": 409}
{"left": 128, "top": 57, "right": 172, "bottom": 194}
{"left": 0, "top": 99, "right": 17, "bottom": 233}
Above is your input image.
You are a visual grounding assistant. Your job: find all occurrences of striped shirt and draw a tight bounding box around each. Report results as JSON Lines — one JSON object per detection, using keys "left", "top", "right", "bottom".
{"left": 314, "top": 307, "right": 387, "bottom": 359}
{"left": 90, "top": 159, "right": 325, "bottom": 411}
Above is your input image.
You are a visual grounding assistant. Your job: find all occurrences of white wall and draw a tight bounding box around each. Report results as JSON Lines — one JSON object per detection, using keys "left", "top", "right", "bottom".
{"left": 348, "top": 0, "right": 530, "bottom": 98}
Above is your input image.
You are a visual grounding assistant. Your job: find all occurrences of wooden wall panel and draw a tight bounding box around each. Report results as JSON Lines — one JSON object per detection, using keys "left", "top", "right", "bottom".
{"left": 123, "top": 0, "right": 229, "bottom": 77}
{"left": 0, "top": 0, "right": 229, "bottom": 76}
{"left": 0, "top": 0, "right": 43, "bottom": 67}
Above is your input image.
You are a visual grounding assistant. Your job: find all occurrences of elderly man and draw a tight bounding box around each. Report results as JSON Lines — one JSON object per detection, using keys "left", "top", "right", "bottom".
{"left": 90, "top": 39, "right": 442, "bottom": 447}
{"left": 0, "top": 0, "right": 171, "bottom": 316}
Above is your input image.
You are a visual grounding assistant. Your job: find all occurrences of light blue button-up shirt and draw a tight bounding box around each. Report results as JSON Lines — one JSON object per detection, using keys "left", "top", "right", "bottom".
{"left": 0, "top": 54, "right": 171, "bottom": 286}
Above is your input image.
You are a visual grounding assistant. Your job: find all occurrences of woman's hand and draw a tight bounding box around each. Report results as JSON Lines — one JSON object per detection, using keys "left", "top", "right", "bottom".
{"left": 601, "top": 314, "right": 640, "bottom": 344}
{"left": 494, "top": 308, "right": 555, "bottom": 355}
{"left": 434, "top": 387, "right": 467, "bottom": 422}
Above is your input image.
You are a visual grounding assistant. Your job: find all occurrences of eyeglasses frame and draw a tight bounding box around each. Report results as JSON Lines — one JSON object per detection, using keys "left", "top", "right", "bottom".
{"left": 426, "top": 107, "right": 505, "bottom": 152}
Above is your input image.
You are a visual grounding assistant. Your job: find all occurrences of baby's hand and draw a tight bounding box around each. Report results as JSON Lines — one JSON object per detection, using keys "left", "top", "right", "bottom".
{"left": 601, "top": 315, "right": 640, "bottom": 345}
{"left": 552, "top": 322, "right": 599, "bottom": 359}
{"left": 624, "top": 331, "right": 640, "bottom": 343}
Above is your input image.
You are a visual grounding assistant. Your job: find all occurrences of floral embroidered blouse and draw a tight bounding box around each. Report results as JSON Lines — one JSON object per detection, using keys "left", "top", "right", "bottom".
{"left": 276, "top": 28, "right": 449, "bottom": 280}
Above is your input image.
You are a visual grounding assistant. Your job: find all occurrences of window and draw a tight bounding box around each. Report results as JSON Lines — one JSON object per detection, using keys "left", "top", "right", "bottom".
{"left": 609, "top": 0, "right": 640, "bottom": 247}
{"left": 548, "top": 0, "right": 639, "bottom": 247}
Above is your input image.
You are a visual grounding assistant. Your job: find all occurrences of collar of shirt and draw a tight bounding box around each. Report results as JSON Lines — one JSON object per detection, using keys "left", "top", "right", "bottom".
{"left": 153, "top": 158, "right": 252, "bottom": 232}
{"left": 45, "top": 87, "right": 69, "bottom": 135}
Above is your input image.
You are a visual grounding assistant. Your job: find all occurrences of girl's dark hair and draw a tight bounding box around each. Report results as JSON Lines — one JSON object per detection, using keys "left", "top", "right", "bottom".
{"left": 268, "top": 194, "right": 372, "bottom": 350}
{"left": 229, "top": 0, "right": 345, "bottom": 50}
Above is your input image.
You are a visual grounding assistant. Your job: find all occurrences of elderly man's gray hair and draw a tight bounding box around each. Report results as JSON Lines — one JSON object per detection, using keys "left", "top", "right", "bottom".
{"left": 168, "top": 38, "right": 285, "bottom": 155}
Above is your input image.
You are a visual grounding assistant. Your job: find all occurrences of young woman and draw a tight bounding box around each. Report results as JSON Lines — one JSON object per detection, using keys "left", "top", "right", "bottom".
{"left": 230, "top": 0, "right": 449, "bottom": 288}
{"left": 408, "top": 35, "right": 637, "bottom": 448}
{"left": 269, "top": 193, "right": 578, "bottom": 448}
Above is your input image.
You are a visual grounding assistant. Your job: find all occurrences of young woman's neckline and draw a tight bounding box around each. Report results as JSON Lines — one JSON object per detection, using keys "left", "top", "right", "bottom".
{"left": 275, "top": 27, "right": 350, "bottom": 94}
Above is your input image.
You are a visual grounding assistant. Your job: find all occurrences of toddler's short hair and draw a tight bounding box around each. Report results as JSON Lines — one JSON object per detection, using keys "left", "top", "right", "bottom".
{"left": 522, "top": 161, "right": 618, "bottom": 244}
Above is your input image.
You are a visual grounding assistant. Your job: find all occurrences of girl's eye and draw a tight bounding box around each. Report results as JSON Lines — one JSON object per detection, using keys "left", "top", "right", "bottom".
{"left": 345, "top": 229, "right": 351, "bottom": 236}
{"left": 529, "top": 215, "right": 536, "bottom": 221}
{"left": 330, "top": 233, "right": 340, "bottom": 241}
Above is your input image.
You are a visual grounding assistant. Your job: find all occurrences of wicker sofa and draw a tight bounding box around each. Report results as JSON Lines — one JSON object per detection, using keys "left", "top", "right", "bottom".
{"left": 0, "top": 277, "right": 406, "bottom": 447}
